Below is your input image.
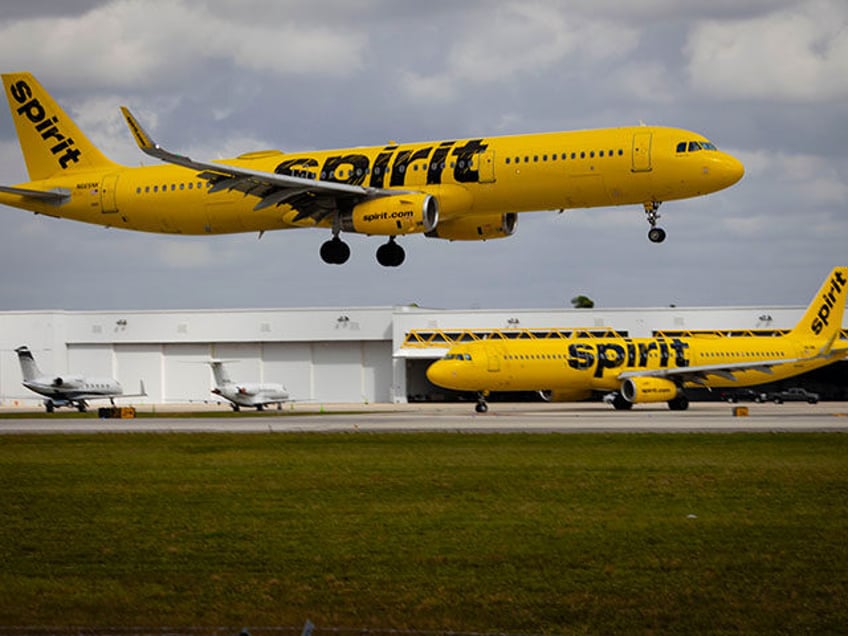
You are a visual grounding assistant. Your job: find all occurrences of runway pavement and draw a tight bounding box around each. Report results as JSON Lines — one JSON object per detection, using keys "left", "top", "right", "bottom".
{"left": 1, "top": 401, "right": 847, "bottom": 434}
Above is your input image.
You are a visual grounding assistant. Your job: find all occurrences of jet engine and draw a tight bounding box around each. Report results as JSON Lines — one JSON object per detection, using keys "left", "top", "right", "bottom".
{"left": 620, "top": 377, "right": 680, "bottom": 403}
{"left": 425, "top": 212, "right": 517, "bottom": 241}
{"left": 340, "top": 194, "right": 438, "bottom": 235}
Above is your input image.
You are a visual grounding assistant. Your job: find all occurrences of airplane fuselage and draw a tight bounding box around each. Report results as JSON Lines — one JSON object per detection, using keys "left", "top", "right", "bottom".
{"left": 0, "top": 126, "right": 742, "bottom": 236}
{"left": 428, "top": 335, "right": 827, "bottom": 394}
{"left": 426, "top": 267, "right": 848, "bottom": 410}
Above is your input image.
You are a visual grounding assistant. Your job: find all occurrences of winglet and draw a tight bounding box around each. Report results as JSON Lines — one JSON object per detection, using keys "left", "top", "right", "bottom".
{"left": 120, "top": 106, "right": 157, "bottom": 153}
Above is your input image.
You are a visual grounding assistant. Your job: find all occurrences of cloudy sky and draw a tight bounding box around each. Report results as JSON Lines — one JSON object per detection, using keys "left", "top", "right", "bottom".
{"left": 0, "top": 0, "right": 846, "bottom": 312}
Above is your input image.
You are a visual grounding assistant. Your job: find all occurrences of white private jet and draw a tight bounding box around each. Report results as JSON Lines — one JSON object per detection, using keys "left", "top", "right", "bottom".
{"left": 15, "top": 346, "right": 146, "bottom": 412}
{"left": 209, "top": 359, "right": 290, "bottom": 411}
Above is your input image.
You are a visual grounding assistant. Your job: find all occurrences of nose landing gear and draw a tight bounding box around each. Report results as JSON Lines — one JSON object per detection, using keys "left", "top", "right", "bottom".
{"left": 644, "top": 201, "right": 666, "bottom": 243}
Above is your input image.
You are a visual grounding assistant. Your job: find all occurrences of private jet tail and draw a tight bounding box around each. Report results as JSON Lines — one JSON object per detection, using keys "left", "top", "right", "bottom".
{"left": 209, "top": 360, "right": 234, "bottom": 388}
{"left": 2, "top": 72, "right": 118, "bottom": 180}
{"left": 15, "top": 346, "right": 44, "bottom": 382}
{"left": 788, "top": 267, "right": 848, "bottom": 345}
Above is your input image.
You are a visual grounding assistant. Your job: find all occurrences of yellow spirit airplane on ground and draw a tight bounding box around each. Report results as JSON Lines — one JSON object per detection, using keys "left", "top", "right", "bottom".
{"left": 427, "top": 267, "right": 848, "bottom": 412}
{"left": 0, "top": 72, "right": 744, "bottom": 266}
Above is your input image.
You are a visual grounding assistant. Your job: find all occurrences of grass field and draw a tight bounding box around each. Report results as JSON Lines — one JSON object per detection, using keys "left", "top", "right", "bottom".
{"left": 0, "top": 432, "right": 846, "bottom": 634}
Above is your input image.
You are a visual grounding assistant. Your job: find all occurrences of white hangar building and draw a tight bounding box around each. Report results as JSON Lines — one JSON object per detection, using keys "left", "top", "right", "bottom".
{"left": 0, "top": 303, "right": 845, "bottom": 407}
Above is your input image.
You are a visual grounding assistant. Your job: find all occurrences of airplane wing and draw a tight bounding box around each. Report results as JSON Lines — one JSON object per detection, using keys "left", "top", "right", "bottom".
{"left": 619, "top": 358, "right": 804, "bottom": 386}
{"left": 619, "top": 344, "right": 848, "bottom": 386}
{"left": 120, "top": 107, "right": 408, "bottom": 222}
{"left": 0, "top": 185, "right": 70, "bottom": 204}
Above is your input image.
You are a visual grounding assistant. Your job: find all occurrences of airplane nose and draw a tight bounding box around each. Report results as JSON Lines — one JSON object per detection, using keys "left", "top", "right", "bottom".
{"left": 426, "top": 360, "right": 448, "bottom": 387}
{"left": 721, "top": 153, "right": 745, "bottom": 187}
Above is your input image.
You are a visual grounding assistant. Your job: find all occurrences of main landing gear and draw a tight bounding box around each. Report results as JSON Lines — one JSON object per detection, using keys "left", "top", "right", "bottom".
{"left": 644, "top": 201, "right": 666, "bottom": 243}
{"left": 319, "top": 235, "right": 406, "bottom": 267}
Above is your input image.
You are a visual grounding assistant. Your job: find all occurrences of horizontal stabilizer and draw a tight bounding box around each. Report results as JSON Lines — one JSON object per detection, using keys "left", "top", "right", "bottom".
{"left": 0, "top": 185, "right": 69, "bottom": 204}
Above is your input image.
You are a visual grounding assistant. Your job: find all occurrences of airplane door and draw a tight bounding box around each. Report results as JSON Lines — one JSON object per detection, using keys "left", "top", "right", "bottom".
{"left": 101, "top": 174, "right": 119, "bottom": 214}
{"left": 631, "top": 132, "right": 653, "bottom": 172}
{"left": 487, "top": 346, "right": 501, "bottom": 372}
{"left": 477, "top": 150, "right": 496, "bottom": 183}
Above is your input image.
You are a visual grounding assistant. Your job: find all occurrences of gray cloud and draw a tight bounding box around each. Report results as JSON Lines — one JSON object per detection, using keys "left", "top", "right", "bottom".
{"left": 0, "top": 0, "right": 845, "bottom": 312}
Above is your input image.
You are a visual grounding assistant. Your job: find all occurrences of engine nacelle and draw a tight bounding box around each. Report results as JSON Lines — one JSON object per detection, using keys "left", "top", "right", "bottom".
{"left": 621, "top": 377, "right": 680, "bottom": 403}
{"left": 539, "top": 388, "right": 592, "bottom": 402}
{"left": 425, "top": 212, "right": 517, "bottom": 241}
{"left": 341, "top": 194, "right": 438, "bottom": 236}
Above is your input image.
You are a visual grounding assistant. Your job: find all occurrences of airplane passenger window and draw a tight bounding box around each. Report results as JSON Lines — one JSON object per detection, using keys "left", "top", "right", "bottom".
{"left": 505, "top": 157, "right": 510, "bottom": 164}
{"left": 561, "top": 153, "right": 567, "bottom": 159}
{"left": 599, "top": 151, "right": 604, "bottom": 157}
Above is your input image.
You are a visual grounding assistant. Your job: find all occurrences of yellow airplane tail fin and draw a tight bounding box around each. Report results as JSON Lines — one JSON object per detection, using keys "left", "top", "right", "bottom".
{"left": 789, "top": 267, "right": 848, "bottom": 342}
{"left": 2, "top": 72, "right": 118, "bottom": 180}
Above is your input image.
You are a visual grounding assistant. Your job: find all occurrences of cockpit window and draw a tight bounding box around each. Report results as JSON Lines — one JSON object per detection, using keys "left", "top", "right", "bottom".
{"left": 677, "top": 140, "right": 718, "bottom": 153}
{"left": 444, "top": 353, "right": 472, "bottom": 361}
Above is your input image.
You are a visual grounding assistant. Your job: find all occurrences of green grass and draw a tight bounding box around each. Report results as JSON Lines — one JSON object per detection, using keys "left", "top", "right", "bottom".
{"left": 0, "top": 433, "right": 846, "bottom": 634}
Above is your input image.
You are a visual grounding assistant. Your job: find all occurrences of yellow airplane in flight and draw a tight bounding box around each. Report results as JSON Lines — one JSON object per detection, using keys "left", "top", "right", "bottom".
{"left": 427, "top": 267, "right": 848, "bottom": 412}
{"left": 0, "top": 71, "right": 744, "bottom": 267}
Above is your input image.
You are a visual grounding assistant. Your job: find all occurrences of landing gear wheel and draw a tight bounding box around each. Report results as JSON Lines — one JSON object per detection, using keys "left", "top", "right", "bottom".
{"left": 648, "top": 227, "right": 667, "bottom": 243}
{"left": 668, "top": 395, "right": 689, "bottom": 411}
{"left": 231, "top": 403, "right": 241, "bottom": 412}
{"left": 611, "top": 393, "right": 634, "bottom": 410}
{"left": 320, "top": 237, "right": 350, "bottom": 265}
{"left": 376, "top": 237, "right": 405, "bottom": 267}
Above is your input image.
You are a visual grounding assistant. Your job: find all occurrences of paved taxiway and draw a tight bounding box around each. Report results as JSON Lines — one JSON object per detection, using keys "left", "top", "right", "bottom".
{"left": 1, "top": 401, "right": 847, "bottom": 434}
